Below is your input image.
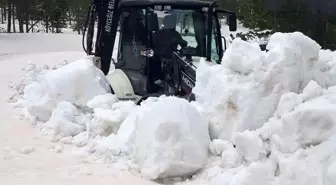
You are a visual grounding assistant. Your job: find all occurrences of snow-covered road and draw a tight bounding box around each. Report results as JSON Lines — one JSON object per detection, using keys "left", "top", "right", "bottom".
{"left": 0, "top": 34, "right": 158, "bottom": 185}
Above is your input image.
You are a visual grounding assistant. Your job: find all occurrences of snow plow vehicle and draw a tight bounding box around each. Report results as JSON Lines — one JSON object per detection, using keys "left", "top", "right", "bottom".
{"left": 83, "top": 0, "right": 237, "bottom": 104}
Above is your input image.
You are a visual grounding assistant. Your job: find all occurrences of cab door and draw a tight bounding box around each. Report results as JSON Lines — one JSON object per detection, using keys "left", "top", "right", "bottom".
{"left": 214, "top": 10, "right": 237, "bottom": 63}
{"left": 117, "top": 8, "right": 148, "bottom": 71}
{"left": 211, "top": 12, "right": 223, "bottom": 63}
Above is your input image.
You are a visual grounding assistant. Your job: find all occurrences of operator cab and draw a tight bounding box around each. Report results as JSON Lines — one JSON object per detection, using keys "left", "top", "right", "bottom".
{"left": 114, "top": 1, "right": 237, "bottom": 96}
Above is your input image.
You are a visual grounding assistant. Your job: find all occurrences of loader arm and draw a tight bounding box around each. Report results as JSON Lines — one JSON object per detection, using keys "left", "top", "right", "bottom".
{"left": 83, "top": 0, "right": 121, "bottom": 75}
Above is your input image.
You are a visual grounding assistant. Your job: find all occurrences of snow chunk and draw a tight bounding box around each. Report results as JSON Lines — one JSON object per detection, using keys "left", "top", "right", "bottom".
{"left": 42, "top": 57, "right": 111, "bottom": 106}
{"left": 46, "top": 101, "right": 86, "bottom": 137}
{"left": 258, "top": 85, "right": 336, "bottom": 152}
{"left": 301, "top": 80, "right": 323, "bottom": 101}
{"left": 222, "top": 38, "right": 263, "bottom": 74}
{"left": 209, "top": 139, "right": 233, "bottom": 156}
{"left": 273, "top": 149, "right": 325, "bottom": 185}
{"left": 274, "top": 92, "right": 303, "bottom": 118}
{"left": 318, "top": 49, "right": 336, "bottom": 87}
{"left": 88, "top": 101, "right": 136, "bottom": 137}
{"left": 87, "top": 93, "right": 119, "bottom": 109}
{"left": 93, "top": 98, "right": 159, "bottom": 158}
{"left": 288, "top": 97, "right": 336, "bottom": 146}
{"left": 20, "top": 146, "right": 36, "bottom": 154}
{"left": 112, "top": 106, "right": 144, "bottom": 154}
{"left": 95, "top": 134, "right": 129, "bottom": 157}
{"left": 72, "top": 132, "right": 89, "bottom": 147}
{"left": 17, "top": 57, "right": 110, "bottom": 121}
{"left": 221, "top": 145, "right": 242, "bottom": 168}
{"left": 267, "top": 32, "right": 321, "bottom": 63}
{"left": 133, "top": 96, "right": 210, "bottom": 179}
{"left": 232, "top": 131, "right": 267, "bottom": 162}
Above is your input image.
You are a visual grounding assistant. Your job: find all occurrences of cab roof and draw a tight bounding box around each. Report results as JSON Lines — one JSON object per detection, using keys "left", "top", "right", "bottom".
{"left": 119, "top": 0, "right": 217, "bottom": 8}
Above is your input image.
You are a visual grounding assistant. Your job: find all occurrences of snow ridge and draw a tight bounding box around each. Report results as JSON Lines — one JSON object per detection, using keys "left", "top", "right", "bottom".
{"left": 9, "top": 31, "right": 336, "bottom": 185}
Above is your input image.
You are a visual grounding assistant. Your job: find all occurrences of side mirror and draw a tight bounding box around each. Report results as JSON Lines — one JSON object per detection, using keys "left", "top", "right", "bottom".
{"left": 228, "top": 14, "right": 237, "bottom": 32}
{"left": 216, "top": 9, "right": 237, "bottom": 32}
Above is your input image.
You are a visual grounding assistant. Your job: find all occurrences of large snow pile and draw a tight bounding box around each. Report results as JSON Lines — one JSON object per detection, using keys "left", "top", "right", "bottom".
{"left": 193, "top": 32, "right": 328, "bottom": 141}
{"left": 178, "top": 79, "right": 336, "bottom": 185}
{"left": 10, "top": 56, "right": 210, "bottom": 180}
{"left": 9, "top": 31, "right": 336, "bottom": 185}
{"left": 182, "top": 32, "right": 336, "bottom": 184}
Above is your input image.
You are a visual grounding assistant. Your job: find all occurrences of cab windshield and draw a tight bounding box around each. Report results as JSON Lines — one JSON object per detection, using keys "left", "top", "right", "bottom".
{"left": 155, "top": 9, "right": 221, "bottom": 62}
{"left": 117, "top": 7, "right": 222, "bottom": 71}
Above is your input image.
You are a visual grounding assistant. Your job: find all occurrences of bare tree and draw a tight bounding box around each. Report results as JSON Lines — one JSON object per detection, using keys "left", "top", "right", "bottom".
{"left": 12, "top": 3, "right": 15, "bottom": 32}
{"left": 7, "top": 0, "right": 11, "bottom": 32}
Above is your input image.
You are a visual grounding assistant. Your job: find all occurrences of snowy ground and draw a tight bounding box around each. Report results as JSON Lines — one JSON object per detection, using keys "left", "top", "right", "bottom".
{"left": 0, "top": 33, "right": 157, "bottom": 185}
{"left": 3, "top": 29, "right": 336, "bottom": 185}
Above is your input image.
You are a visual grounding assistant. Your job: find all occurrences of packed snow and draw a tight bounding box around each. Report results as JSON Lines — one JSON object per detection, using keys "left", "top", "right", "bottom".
{"left": 0, "top": 33, "right": 156, "bottom": 185}
{"left": 6, "top": 31, "right": 336, "bottom": 185}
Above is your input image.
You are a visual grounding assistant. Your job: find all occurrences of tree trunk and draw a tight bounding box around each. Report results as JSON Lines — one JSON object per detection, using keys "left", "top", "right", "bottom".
{"left": 1, "top": 7, "right": 4, "bottom": 24}
{"left": 7, "top": 2, "right": 11, "bottom": 33}
{"left": 76, "top": 9, "right": 80, "bottom": 35}
{"left": 46, "top": 16, "right": 49, "bottom": 33}
{"left": 69, "top": 12, "right": 72, "bottom": 25}
{"left": 25, "top": 15, "right": 28, "bottom": 32}
{"left": 12, "top": 4, "right": 16, "bottom": 33}
{"left": 1, "top": 5, "right": 7, "bottom": 23}
{"left": 3, "top": 5, "right": 6, "bottom": 21}
{"left": 16, "top": 4, "right": 24, "bottom": 33}
{"left": 30, "top": 20, "right": 33, "bottom": 32}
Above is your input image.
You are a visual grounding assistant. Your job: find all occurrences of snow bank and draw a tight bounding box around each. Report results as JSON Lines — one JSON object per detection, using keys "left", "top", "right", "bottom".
{"left": 10, "top": 31, "right": 336, "bottom": 185}
{"left": 177, "top": 32, "right": 336, "bottom": 185}
{"left": 234, "top": 81, "right": 336, "bottom": 185}
{"left": 10, "top": 57, "right": 211, "bottom": 181}
{"left": 193, "top": 32, "right": 326, "bottom": 141}
{"left": 10, "top": 58, "right": 126, "bottom": 142}
{"left": 177, "top": 79, "right": 336, "bottom": 185}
